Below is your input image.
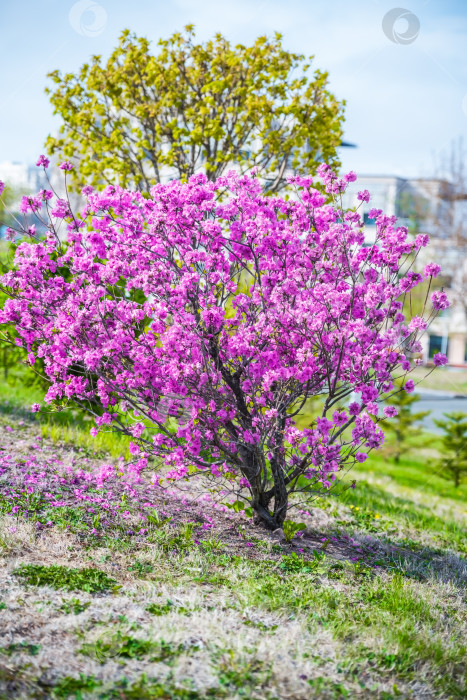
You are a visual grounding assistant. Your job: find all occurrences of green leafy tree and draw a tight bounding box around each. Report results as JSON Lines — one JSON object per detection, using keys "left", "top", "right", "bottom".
{"left": 45, "top": 26, "right": 345, "bottom": 192}
{"left": 434, "top": 412, "right": 467, "bottom": 487}
{"left": 383, "top": 381, "right": 431, "bottom": 463}
{"left": 1, "top": 189, "right": 21, "bottom": 380}
{"left": 0, "top": 183, "right": 18, "bottom": 230}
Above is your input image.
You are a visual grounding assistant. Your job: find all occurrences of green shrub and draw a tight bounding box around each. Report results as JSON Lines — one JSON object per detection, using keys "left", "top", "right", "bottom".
{"left": 13, "top": 564, "right": 119, "bottom": 593}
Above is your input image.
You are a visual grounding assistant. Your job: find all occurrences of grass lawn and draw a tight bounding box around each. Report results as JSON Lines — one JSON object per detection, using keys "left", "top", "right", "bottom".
{"left": 411, "top": 366, "right": 467, "bottom": 395}
{"left": 0, "top": 378, "right": 466, "bottom": 699}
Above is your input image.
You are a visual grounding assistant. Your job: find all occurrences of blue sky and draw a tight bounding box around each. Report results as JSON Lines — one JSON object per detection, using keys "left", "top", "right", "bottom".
{"left": 1, "top": 0, "right": 466, "bottom": 178}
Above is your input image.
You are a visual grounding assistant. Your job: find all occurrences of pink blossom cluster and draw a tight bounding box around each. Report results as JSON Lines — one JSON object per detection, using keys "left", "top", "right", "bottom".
{"left": 0, "top": 163, "right": 448, "bottom": 526}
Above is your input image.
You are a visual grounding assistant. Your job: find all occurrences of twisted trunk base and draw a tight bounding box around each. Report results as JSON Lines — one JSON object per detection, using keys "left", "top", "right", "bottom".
{"left": 239, "top": 446, "right": 288, "bottom": 530}
{"left": 251, "top": 484, "right": 288, "bottom": 530}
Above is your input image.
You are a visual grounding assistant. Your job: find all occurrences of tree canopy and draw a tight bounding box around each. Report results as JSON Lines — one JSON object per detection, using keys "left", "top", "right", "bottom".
{"left": 0, "top": 162, "right": 448, "bottom": 528}
{"left": 45, "top": 27, "right": 345, "bottom": 192}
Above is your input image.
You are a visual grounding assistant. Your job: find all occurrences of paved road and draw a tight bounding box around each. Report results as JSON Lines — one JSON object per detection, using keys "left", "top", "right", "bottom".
{"left": 414, "top": 390, "right": 467, "bottom": 434}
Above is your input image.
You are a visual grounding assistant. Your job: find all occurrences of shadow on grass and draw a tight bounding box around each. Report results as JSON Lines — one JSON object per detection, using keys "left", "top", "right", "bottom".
{"left": 300, "top": 522, "right": 467, "bottom": 590}
{"left": 0, "top": 398, "right": 80, "bottom": 427}
{"left": 351, "top": 531, "right": 467, "bottom": 589}
{"left": 327, "top": 480, "right": 466, "bottom": 550}
{"left": 301, "top": 478, "right": 467, "bottom": 588}
{"left": 0, "top": 400, "right": 39, "bottom": 423}
{"left": 0, "top": 396, "right": 96, "bottom": 432}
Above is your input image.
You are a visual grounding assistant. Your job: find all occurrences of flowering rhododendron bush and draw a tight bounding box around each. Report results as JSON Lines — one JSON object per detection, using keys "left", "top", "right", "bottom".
{"left": 0, "top": 161, "right": 449, "bottom": 529}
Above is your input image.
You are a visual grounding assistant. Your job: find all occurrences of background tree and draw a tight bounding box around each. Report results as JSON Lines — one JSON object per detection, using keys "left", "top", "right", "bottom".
{"left": 434, "top": 412, "right": 467, "bottom": 487}
{"left": 45, "top": 27, "right": 345, "bottom": 193}
{"left": 0, "top": 185, "right": 28, "bottom": 380}
{"left": 0, "top": 182, "right": 19, "bottom": 230}
{"left": 382, "top": 380, "right": 431, "bottom": 463}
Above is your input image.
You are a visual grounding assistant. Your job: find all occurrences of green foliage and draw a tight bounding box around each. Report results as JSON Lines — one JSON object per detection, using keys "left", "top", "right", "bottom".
{"left": 145, "top": 509, "right": 172, "bottom": 527}
{"left": 52, "top": 673, "right": 102, "bottom": 698}
{"left": 282, "top": 519, "right": 306, "bottom": 542}
{"left": 0, "top": 247, "right": 27, "bottom": 382}
{"left": 434, "top": 411, "right": 467, "bottom": 487}
{"left": 59, "top": 597, "right": 91, "bottom": 615}
{"left": 307, "top": 677, "right": 350, "bottom": 698}
{"left": 80, "top": 633, "right": 185, "bottom": 663}
{"left": 87, "top": 675, "right": 218, "bottom": 699}
{"left": 165, "top": 522, "right": 196, "bottom": 552}
{"left": 13, "top": 564, "right": 119, "bottom": 593}
{"left": 348, "top": 504, "right": 383, "bottom": 532}
{"left": 127, "top": 560, "right": 154, "bottom": 577}
{"left": 146, "top": 599, "right": 176, "bottom": 616}
{"left": 216, "top": 651, "right": 271, "bottom": 694}
{"left": 382, "top": 380, "right": 430, "bottom": 463}
{"left": 279, "top": 550, "right": 326, "bottom": 574}
{"left": 0, "top": 641, "right": 41, "bottom": 656}
{"left": 0, "top": 183, "right": 24, "bottom": 228}
{"left": 45, "top": 26, "right": 344, "bottom": 193}
{"left": 224, "top": 500, "right": 253, "bottom": 518}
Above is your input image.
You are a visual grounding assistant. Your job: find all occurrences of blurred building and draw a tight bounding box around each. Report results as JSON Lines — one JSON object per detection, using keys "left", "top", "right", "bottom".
{"left": 343, "top": 175, "right": 467, "bottom": 367}
{"left": 0, "top": 161, "right": 46, "bottom": 193}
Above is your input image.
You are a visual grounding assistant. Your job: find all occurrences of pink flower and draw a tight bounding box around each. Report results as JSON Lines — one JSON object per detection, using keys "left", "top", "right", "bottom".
{"left": 131, "top": 423, "right": 145, "bottom": 438}
{"left": 344, "top": 171, "right": 357, "bottom": 183}
{"left": 357, "top": 190, "right": 370, "bottom": 203}
{"left": 408, "top": 317, "right": 427, "bottom": 333}
{"left": 59, "top": 161, "right": 74, "bottom": 171}
{"left": 383, "top": 406, "right": 398, "bottom": 418}
{"left": 414, "top": 234, "right": 429, "bottom": 248}
{"left": 129, "top": 442, "right": 140, "bottom": 455}
{"left": 355, "top": 452, "right": 367, "bottom": 463}
{"left": 332, "top": 411, "right": 348, "bottom": 426}
{"left": 433, "top": 352, "right": 448, "bottom": 367}
{"left": 431, "top": 290, "right": 450, "bottom": 311}
{"left": 20, "top": 195, "right": 41, "bottom": 213}
{"left": 405, "top": 380, "right": 415, "bottom": 393}
{"left": 31, "top": 404, "right": 41, "bottom": 413}
{"left": 423, "top": 263, "right": 441, "bottom": 279}
{"left": 0, "top": 181, "right": 4, "bottom": 196}
{"left": 36, "top": 155, "right": 50, "bottom": 168}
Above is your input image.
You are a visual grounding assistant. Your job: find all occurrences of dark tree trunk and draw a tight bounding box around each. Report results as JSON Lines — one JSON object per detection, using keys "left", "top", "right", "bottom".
{"left": 239, "top": 445, "right": 288, "bottom": 530}
{"left": 251, "top": 487, "right": 288, "bottom": 530}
